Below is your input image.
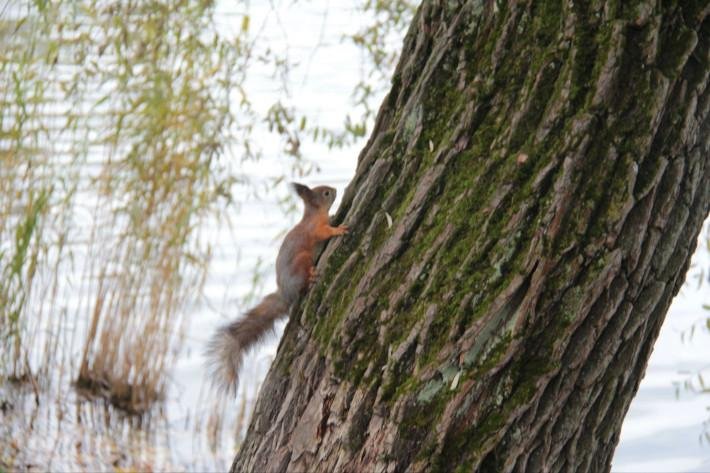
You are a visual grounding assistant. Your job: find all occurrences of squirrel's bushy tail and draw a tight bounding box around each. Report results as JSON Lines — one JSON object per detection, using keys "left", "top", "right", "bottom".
{"left": 206, "top": 292, "right": 288, "bottom": 395}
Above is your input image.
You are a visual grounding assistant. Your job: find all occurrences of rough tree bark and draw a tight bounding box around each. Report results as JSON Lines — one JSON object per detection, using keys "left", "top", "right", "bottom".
{"left": 233, "top": 1, "right": 709, "bottom": 472}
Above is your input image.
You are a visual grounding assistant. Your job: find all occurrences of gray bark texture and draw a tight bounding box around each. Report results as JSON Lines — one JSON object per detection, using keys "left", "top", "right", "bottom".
{"left": 232, "top": 1, "right": 710, "bottom": 472}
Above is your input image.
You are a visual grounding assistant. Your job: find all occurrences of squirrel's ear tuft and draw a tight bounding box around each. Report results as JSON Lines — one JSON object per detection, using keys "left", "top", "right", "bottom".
{"left": 291, "top": 182, "right": 312, "bottom": 201}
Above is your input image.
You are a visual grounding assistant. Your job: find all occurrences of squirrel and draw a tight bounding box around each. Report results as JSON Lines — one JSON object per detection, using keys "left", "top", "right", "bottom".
{"left": 206, "top": 182, "right": 348, "bottom": 394}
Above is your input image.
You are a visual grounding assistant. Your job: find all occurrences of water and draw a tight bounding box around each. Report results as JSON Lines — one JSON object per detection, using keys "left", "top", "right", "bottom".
{"left": 1, "top": 1, "right": 709, "bottom": 471}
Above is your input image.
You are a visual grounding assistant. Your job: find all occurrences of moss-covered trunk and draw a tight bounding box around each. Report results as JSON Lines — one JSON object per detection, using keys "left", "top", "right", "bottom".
{"left": 232, "top": 1, "right": 709, "bottom": 471}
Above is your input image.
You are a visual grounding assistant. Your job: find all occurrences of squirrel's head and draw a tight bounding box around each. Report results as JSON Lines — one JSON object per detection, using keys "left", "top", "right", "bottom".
{"left": 292, "top": 182, "right": 337, "bottom": 211}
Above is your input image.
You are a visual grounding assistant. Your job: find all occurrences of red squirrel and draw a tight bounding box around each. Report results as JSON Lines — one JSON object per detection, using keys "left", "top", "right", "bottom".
{"left": 207, "top": 182, "right": 348, "bottom": 394}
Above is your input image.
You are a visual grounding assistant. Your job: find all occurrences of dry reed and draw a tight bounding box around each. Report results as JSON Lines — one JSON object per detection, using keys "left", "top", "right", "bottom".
{"left": 1, "top": 0, "right": 248, "bottom": 412}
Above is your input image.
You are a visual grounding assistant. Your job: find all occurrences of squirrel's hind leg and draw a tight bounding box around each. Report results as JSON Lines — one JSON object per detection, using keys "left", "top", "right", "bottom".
{"left": 308, "top": 266, "right": 318, "bottom": 287}
{"left": 280, "top": 250, "right": 313, "bottom": 300}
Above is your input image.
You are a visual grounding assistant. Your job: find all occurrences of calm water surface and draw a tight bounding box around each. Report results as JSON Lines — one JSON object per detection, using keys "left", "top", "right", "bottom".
{"left": 1, "top": 2, "right": 708, "bottom": 471}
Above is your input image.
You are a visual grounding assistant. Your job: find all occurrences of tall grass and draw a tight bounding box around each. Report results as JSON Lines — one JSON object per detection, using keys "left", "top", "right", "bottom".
{"left": 71, "top": 0, "right": 245, "bottom": 412}
{"left": 0, "top": 0, "right": 248, "bottom": 411}
{"left": 0, "top": 3, "right": 60, "bottom": 382}
{"left": 0, "top": 187, "right": 51, "bottom": 380}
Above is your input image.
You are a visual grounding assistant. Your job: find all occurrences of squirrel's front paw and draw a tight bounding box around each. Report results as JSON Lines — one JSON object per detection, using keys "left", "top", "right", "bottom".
{"left": 335, "top": 224, "right": 349, "bottom": 235}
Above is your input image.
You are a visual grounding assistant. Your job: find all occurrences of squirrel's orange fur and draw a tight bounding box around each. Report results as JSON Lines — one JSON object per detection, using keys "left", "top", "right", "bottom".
{"left": 206, "top": 182, "right": 347, "bottom": 394}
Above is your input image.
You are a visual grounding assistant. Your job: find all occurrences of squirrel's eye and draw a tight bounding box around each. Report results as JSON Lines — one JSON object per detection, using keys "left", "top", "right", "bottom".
{"left": 324, "top": 190, "right": 330, "bottom": 197}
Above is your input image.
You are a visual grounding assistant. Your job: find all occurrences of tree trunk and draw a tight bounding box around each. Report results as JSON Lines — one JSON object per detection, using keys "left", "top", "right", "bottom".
{"left": 233, "top": 1, "right": 709, "bottom": 472}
